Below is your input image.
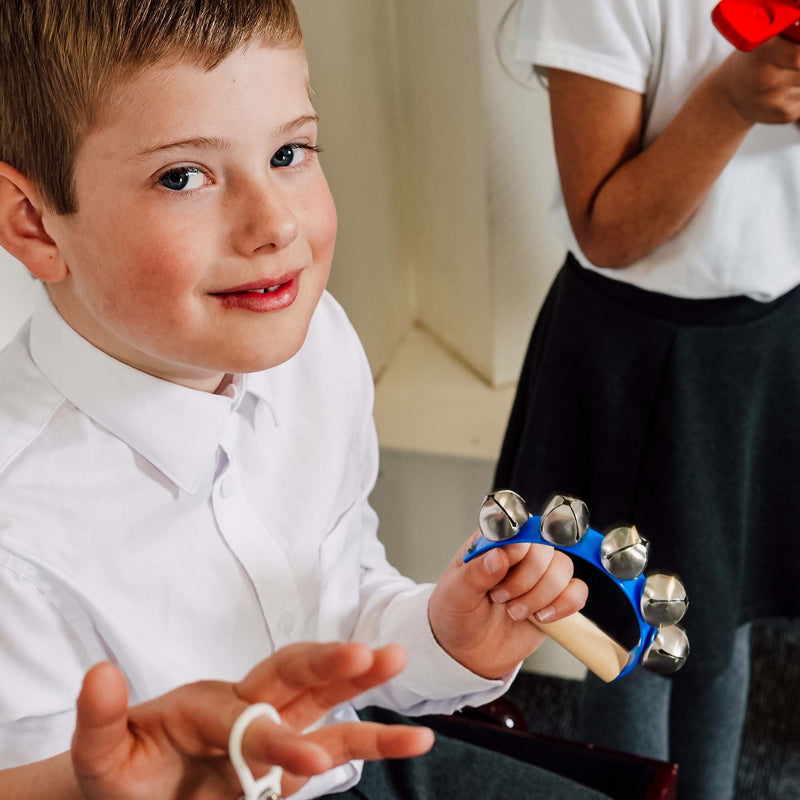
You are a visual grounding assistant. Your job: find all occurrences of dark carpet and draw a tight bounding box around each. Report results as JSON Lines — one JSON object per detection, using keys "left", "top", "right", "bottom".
{"left": 504, "top": 619, "right": 800, "bottom": 799}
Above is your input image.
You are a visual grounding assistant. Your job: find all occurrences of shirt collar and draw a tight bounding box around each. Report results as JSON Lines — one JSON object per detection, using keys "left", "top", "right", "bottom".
{"left": 238, "top": 367, "right": 279, "bottom": 425}
{"left": 28, "top": 293, "right": 240, "bottom": 494}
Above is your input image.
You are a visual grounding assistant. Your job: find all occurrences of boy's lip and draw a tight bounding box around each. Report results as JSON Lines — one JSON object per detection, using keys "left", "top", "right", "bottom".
{"left": 210, "top": 270, "right": 303, "bottom": 296}
{"left": 209, "top": 270, "right": 302, "bottom": 312}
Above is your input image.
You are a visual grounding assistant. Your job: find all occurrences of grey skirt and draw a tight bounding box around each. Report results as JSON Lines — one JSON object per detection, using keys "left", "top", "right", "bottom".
{"left": 494, "top": 253, "right": 800, "bottom": 675}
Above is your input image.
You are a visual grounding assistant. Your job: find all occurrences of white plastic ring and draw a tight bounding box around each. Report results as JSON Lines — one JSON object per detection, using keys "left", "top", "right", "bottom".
{"left": 228, "top": 703, "right": 283, "bottom": 800}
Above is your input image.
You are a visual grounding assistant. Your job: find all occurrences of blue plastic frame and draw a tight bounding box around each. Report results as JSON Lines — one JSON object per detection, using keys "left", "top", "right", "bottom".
{"left": 463, "top": 515, "right": 658, "bottom": 680}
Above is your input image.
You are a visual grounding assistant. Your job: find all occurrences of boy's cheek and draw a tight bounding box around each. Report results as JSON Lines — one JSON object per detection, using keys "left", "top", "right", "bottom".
{"left": 309, "top": 184, "right": 338, "bottom": 250}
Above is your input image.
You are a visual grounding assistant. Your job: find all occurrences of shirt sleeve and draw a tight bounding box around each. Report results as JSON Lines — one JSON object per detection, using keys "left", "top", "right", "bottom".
{"left": 515, "top": 0, "right": 656, "bottom": 93}
{"left": 342, "top": 340, "right": 517, "bottom": 715}
{"left": 0, "top": 555, "right": 98, "bottom": 766}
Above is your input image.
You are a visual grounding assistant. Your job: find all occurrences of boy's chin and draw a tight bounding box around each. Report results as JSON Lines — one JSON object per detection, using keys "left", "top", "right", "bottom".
{"left": 222, "top": 340, "right": 307, "bottom": 375}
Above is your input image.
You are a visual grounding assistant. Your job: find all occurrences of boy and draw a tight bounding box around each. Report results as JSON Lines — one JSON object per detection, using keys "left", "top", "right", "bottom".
{"left": 0, "top": 1, "right": 593, "bottom": 796}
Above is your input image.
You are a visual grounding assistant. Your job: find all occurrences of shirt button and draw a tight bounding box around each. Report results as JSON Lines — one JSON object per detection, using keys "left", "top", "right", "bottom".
{"left": 277, "top": 611, "right": 296, "bottom": 635}
{"left": 220, "top": 477, "right": 235, "bottom": 498}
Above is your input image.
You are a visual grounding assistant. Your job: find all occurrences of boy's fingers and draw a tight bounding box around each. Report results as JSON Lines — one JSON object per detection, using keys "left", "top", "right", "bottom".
{"left": 243, "top": 719, "right": 434, "bottom": 799}
{"left": 71, "top": 662, "right": 131, "bottom": 777}
{"left": 489, "top": 544, "right": 555, "bottom": 604}
{"left": 454, "top": 540, "right": 536, "bottom": 601}
{"left": 237, "top": 641, "right": 377, "bottom": 708}
{"left": 532, "top": 577, "right": 589, "bottom": 624}
{"left": 496, "top": 550, "right": 578, "bottom": 623}
{"left": 503, "top": 548, "right": 575, "bottom": 619}
{"left": 281, "top": 644, "right": 408, "bottom": 731}
{"left": 306, "top": 721, "right": 435, "bottom": 765}
{"left": 241, "top": 717, "right": 334, "bottom": 776}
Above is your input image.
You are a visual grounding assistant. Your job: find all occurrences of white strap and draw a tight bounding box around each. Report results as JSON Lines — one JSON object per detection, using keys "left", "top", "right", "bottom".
{"left": 229, "top": 703, "right": 284, "bottom": 800}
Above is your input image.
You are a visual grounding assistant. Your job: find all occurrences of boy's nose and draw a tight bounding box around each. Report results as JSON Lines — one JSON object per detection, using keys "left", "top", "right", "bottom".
{"left": 232, "top": 179, "right": 299, "bottom": 254}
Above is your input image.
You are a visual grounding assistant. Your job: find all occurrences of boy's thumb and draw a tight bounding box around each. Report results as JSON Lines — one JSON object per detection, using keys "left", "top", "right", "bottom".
{"left": 457, "top": 546, "right": 510, "bottom": 598}
{"left": 72, "top": 661, "right": 130, "bottom": 776}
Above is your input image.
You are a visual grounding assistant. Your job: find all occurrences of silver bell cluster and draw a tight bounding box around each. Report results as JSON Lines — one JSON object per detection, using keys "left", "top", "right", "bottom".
{"left": 639, "top": 573, "right": 690, "bottom": 675}
{"left": 480, "top": 491, "right": 689, "bottom": 675}
{"left": 542, "top": 493, "right": 689, "bottom": 675}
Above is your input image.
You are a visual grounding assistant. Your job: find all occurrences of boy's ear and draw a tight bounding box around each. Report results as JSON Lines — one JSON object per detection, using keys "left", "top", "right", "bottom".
{"left": 0, "top": 162, "right": 68, "bottom": 282}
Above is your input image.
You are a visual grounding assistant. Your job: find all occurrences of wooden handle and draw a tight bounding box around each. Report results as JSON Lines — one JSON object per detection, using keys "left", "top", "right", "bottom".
{"left": 529, "top": 611, "right": 630, "bottom": 683}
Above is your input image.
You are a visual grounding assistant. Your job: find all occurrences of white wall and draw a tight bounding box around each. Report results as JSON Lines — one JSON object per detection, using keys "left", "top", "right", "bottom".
{"left": 300, "top": 0, "right": 565, "bottom": 386}
{"left": 295, "top": 0, "right": 416, "bottom": 376}
{"left": 391, "top": 0, "right": 563, "bottom": 386}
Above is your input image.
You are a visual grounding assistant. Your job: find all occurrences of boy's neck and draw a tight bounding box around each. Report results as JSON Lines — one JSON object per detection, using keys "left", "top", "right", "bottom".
{"left": 214, "top": 373, "right": 235, "bottom": 395}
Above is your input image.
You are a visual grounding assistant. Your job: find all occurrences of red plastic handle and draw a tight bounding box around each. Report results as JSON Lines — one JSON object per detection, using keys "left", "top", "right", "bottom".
{"left": 712, "top": 0, "right": 800, "bottom": 50}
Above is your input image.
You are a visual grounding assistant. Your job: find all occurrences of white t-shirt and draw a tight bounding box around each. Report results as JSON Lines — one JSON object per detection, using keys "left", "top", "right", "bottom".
{"left": 0, "top": 290, "right": 510, "bottom": 795}
{"left": 516, "top": 0, "right": 800, "bottom": 301}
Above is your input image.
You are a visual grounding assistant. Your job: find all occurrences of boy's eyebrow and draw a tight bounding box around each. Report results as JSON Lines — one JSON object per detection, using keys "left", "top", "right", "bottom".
{"left": 276, "top": 114, "right": 320, "bottom": 137}
{"left": 133, "top": 115, "right": 320, "bottom": 159}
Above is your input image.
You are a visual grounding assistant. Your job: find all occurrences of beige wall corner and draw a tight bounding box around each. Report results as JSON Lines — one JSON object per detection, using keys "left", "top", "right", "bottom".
{"left": 295, "top": 0, "right": 416, "bottom": 378}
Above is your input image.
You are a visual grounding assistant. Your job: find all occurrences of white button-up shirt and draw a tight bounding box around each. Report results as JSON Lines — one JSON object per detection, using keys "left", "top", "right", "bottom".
{"left": 0, "top": 290, "right": 508, "bottom": 795}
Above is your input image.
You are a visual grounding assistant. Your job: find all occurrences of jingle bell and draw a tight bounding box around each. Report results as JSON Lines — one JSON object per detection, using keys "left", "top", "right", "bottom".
{"left": 641, "top": 624, "right": 690, "bottom": 675}
{"left": 600, "top": 526, "right": 650, "bottom": 580}
{"left": 478, "top": 490, "right": 531, "bottom": 542}
{"left": 640, "top": 573, "right": 689, "bottom": 627}
{"left": 540, "top": 494, "right": 590, "bottom": 547}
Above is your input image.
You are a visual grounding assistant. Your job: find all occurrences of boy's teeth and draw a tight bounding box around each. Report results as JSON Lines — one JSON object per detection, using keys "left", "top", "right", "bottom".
{"left": 227, "top": 284, "right": 283, "bottom": 294}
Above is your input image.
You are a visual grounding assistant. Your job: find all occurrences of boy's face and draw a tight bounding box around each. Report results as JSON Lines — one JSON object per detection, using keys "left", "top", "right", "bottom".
{"left": 42, "top": 44, "right": 337, "bottom": 391}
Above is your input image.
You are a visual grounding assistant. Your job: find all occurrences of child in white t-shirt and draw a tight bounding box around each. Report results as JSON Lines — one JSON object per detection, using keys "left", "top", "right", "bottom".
{"left": 495, "top": 2, "right": 800, "bottom": 799}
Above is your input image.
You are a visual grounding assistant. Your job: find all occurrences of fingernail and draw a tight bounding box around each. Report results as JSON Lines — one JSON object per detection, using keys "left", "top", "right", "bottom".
{"left": 483, "top": 549, "right": 503, "bottom": 574}
{"left": 491, "top": 589, "right": 510, "bottom": 604}
{"left": 508, "top": 602, "right": 528, "bottom": 621}
{"left": 534, "top": 606, "right": 556, "bottom": 623}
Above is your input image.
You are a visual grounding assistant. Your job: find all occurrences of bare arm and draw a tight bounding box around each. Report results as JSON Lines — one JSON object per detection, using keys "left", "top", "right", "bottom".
{"left": 552, "top": 36, "right": 800, "bottom": 267}
{"left": 3, "top": 754, "right": 81, "bottom": 800}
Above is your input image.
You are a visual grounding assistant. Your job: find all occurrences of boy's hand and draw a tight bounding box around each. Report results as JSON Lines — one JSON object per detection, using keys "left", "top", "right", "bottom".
{"left": 71, "top": 642, "right": 434, "bottom": 800}
{"left": 716, "top": 35, "right": 800, "bottom": 124}
{"left": 428, "top": 535, "right": 588, "bottom": 679}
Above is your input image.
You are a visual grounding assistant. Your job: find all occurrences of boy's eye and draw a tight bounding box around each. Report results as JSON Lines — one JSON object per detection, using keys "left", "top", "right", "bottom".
{"left": 270, "top": 144, "right": 309, "bottom": 168}
{"left": 158, "top": 167, "right": 206, "bottom": 192}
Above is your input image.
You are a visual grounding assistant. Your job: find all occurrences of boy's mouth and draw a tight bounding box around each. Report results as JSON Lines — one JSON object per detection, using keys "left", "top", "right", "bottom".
{"left": 213, "top": 271, "right": 300, "bottom": 295}
{"left": 210, "top": 271, "right": 301, "bottom": 311}
{"left": 246, "top": 285, "right": 282, "bottom": 293}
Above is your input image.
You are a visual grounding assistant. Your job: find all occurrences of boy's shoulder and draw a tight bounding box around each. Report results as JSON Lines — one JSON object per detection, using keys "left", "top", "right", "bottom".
{"left": 0, "top": 322, "right": 66, "bottom": 477}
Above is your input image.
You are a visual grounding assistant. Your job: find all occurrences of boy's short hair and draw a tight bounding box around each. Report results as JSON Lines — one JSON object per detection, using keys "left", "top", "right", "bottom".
{"left": 0, "top": 0, "right": 302, "bottom": 215}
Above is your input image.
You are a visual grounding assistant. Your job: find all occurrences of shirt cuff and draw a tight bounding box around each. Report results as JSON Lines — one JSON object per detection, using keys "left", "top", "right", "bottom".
{"left": 381, "top": 584, "right": 518, "bottom": 700}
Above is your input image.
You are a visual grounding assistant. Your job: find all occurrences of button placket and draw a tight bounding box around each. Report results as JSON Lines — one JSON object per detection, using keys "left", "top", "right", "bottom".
{"left": 277, "top": 610, "right": 296, "bottom": 635}
{"left": 213, "top": 419, "right": 305, "bottom": 650}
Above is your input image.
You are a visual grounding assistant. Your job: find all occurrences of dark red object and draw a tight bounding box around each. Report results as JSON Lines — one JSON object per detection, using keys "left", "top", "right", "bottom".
{"left": 431, "top": 699, "right": 679, "bottom": 800}
{"left": 712, "top": 0, "right": 800, "bottom": 51}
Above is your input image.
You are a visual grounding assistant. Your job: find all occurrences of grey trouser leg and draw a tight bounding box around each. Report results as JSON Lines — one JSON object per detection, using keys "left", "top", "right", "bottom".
{"left": 579, "top": 623, "right": 751, "bottom": 800}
